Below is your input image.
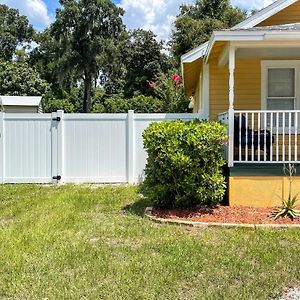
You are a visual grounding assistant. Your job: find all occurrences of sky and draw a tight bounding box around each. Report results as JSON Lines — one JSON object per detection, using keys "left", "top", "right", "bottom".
{"left": 0, "top": 0, "right": 276, "bottom": 40}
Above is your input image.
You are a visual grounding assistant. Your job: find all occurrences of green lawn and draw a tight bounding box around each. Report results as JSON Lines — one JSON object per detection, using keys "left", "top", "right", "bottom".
{"left": 0, "top": 184, "right": 299, "bottom": 299}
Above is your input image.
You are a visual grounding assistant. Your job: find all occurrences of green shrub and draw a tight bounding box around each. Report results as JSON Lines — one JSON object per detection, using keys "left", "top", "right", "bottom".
{"left": 142, "top": 120, "right": 227, "bottom": 209}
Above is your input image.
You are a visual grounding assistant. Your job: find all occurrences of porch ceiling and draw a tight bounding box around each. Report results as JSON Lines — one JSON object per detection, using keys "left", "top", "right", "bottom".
{"left": 182, "top": 58, "right": 203, "bottom": 97}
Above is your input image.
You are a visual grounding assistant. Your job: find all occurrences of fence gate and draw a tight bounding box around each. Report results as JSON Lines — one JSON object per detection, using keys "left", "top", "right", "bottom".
{"left": 0, "top": 111, "right": 62, "bottom": 183}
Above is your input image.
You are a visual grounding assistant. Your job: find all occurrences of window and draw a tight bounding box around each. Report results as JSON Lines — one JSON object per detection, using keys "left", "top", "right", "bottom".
{"left": 267, "top": 68, "right": 296, "bottom": 111}
{"left": 262, "top": 61, "right": 299, "bottom": 128}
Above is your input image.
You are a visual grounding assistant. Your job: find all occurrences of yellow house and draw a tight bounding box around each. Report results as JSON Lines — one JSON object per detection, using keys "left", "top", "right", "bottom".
{"left": 181, "top": 0, "right": 300, "bottom": 207}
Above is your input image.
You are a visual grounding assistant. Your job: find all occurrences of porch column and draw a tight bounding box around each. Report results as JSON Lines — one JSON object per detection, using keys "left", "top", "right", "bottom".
{"left": 228, "top": 46, "right": 236, "bottom": 167}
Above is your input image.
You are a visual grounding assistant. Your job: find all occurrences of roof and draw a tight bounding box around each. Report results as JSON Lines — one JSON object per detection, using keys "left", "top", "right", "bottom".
{"left": 232, "top": 0, "right": 298, "bottom": 29}
{"left": 181, "top": 0, "right": 300, "bottom": 64}
{"left": 230, "top": 22, "right": 300, "bottom": 31}
{"left": 181, "top": 0, "right": 300, "bottom": 96}
{"left": 0, "top": 96, "right": 42, "bottom": 107}
{"left": 181, "top": 42, "right": 209, "bottom": 63}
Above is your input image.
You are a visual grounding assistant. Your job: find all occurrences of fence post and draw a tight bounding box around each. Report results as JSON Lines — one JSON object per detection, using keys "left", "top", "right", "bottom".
{"left": 57, "top": 110, "right": 64, "bottom": 183}
{"left": 0, "top": 112, "right": 4, "bottom": 183}
{"left": 228, "top": 107, "right": 234, "bottom": 167}
{"left": 127, "top": 110, "right": 135, "bottom": 183}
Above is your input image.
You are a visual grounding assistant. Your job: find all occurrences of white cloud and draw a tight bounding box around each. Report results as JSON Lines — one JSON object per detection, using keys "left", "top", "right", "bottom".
{"left": 0, "top": 0, "right": 52, "bottom": 30}
{"left": 119, "top": 0, "right": 276, "bottom": 42}
{"left": 119, "top": 0, "right": 194, "bottom": 42}
{"left": 231, "top": 0, "right": 275, "bottom": 11}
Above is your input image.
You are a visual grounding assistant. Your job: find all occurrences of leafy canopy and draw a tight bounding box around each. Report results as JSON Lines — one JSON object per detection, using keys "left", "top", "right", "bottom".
{"left": 171, "top": 0, "right": 246, "bottom": 61}
{"left": 50, "top": 0, "right": 126, "bottom": 112}
{"left": 123, "top": 29, "right": 171, "bottom": 98}
{"left": 0, "top": 4, "right": 35, "bottom": 61}
{"left": 0, "top": 61, "right": 49, "bottom": 96}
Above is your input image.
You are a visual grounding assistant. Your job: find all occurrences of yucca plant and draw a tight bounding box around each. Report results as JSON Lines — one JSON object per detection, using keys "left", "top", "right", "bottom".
{"left": 273, "top": 164, "right": 300, "bottom": 221}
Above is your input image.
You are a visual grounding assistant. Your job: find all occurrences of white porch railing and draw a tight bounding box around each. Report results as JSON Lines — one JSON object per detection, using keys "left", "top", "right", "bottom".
{"left": 218, "top": 110, "right": 300, "bottom": 166}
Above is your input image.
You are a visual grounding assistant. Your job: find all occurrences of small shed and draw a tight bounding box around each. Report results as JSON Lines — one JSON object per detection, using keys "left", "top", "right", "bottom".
{"left": 0, "top": 96, "right": 42, "bottom": 113}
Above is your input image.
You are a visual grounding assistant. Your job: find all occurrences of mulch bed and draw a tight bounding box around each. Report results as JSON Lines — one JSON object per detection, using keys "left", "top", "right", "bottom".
{"left": 152, "top": 206, "right": 300, "bottom": 225}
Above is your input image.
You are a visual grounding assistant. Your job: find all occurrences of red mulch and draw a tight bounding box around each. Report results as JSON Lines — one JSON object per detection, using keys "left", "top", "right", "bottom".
{"left": 152, "top": 206, "right": 300, "bottom": 225}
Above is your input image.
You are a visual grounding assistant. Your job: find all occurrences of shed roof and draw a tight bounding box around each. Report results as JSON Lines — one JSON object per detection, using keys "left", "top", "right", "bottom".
{"left": 0, "top": 96, "right": 42, "bottom": 107}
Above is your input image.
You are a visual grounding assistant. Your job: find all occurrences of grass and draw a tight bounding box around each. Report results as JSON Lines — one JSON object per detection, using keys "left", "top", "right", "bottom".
{"left": 0, "top": 185, "right": 299, "bottom": 299}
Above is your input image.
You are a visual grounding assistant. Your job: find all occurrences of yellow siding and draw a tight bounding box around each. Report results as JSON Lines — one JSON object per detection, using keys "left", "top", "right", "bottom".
{"left": 258, "top": 0, "right": 300, "bottom": 26}
{"left": 209, "top": 58, "right": 261, "bottom": 119}
{"left": 229, "top": 176, "right": 300, "bottom": 208}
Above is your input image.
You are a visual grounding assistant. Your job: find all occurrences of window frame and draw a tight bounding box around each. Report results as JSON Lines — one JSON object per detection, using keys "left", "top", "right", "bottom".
{"left": 261, "top": 60, "right": 300, "bottom": 112}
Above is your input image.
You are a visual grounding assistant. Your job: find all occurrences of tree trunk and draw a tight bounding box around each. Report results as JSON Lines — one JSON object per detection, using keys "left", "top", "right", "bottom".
{"left": 83, "top": 72, "right": 92, "bottom": 113}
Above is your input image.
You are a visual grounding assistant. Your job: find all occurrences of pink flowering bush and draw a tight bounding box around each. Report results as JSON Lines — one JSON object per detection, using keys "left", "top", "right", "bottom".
{"left": 148, "top": 71, "right": 190, "bottom": 113}
{"left": 148, "top": 81, "right": 157, "bottom": 88}
{"left": 171, "top": 74, "right": 181, "bottom": 82}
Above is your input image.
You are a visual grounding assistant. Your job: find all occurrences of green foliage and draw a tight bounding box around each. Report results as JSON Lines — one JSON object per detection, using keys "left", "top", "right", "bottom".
{"left": 50, "top": 0, "right": 126, "bottom": 112}
{"left": 42, "top": 97, "right": 74, "bottom": 113}
{"left": 150, "top": 71, "right": 191, "bottom": 112}
{"left": 171, "top": 0, "right": 246, "bottom": 61}
{"left": 142, "top": 120, "right": 227, "bottom": 208}
{"left": 92, "top": 95, "right": 165, "bottom": 113}
{"left": 0, "top": 4, "right": 35, "bottom": 61}
{"left": 273, "top": 164, "right": 300, "bottom": 221}
{"left": 123, "top": 29, "right": 172, "bottom": 97}
{"left": 29, "top": 29, "right": 78, "bottom": 96}
{"left": 273, "top": 195, "right": 300, "bottom": 221}
{"left": 0, "top": 61, "right": 49, "bottom": 96}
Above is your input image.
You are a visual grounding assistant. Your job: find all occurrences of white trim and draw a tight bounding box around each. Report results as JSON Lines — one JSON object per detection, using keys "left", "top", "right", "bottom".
{"left": 206, "top": 31, "right": 300, "bottom": 60}
{"left": 231, "top": 40, "right": 300, "bottom": 48}
{"left": 232, "top": 0, "right": 298, "bottom": 30}
{"left": 181, "top": 41, "right": 209, "bottom": 63}
{"left": 184, "top": 31, "right": 300, "bottom": 67}
{"left": 202, "top": 63, "right": 210, "bottom": 119}
{"left": 229, "top": 46, "right": 236, "bottom": 109}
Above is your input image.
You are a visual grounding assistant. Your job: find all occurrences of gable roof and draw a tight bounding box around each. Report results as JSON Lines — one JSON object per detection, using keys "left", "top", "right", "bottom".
{"left": 181, "top": 0, "right": 300, "bottom": 97}
{"left": 181, "top": 42, "right": 209, "bottom": 63}
{"left": 181, "top": 0, "right": 299, "bottom": 64}
{"left": 232, "top": 0, "right": 298, "bottom": 29}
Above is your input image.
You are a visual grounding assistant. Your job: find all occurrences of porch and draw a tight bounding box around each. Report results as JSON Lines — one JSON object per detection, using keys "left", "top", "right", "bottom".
{"left": 218, "top": 110, "right": 300, "bottom": 166}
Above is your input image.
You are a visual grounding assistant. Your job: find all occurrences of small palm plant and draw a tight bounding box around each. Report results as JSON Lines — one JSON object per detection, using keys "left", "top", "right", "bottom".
{"left": 272, "top": 164, "right": 300, "bottom": 221}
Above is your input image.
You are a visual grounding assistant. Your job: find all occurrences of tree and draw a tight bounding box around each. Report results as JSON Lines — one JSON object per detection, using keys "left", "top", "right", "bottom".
{"left": 50, "top": 0, "right": 125, "bottom": 112}
{"left": 29, "top": 29, "right": 78, "bottom": 96}
{"left": 0, "top": 61, "right": 49, "bottom": 96}
{"left": 0, "top": 4, "right": 35, "bottom": 61}
{"left": 123, "top": 29, "right": 172, "bottom": 97}
{"left": 171, "top": 0, "right": 246, "bottom": 61}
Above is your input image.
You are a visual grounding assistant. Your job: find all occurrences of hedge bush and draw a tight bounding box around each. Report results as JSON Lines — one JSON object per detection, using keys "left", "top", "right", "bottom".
{"left": 142, "top": 120, "right": 227, "bottom": 209}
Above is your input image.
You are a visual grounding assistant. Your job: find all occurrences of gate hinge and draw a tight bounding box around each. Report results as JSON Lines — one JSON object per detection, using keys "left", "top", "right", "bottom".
{"left": 52, "top": 117, "right": 61, "bottom": 122}
{"left": 53, "top": 175, "right": 61, "bottom": 181}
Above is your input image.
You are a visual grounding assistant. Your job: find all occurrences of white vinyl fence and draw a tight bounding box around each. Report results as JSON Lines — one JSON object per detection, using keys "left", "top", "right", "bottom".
{"left": 0, "top": 110, "right": 202, "bottom": 184}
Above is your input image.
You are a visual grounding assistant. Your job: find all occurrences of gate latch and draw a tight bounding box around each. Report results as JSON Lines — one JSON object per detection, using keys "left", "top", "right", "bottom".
{"left": 52, "top": 117, "right": 61, "bottom": 122}
{"left": 53, "top": 175, "right": 61, "bottom": 181}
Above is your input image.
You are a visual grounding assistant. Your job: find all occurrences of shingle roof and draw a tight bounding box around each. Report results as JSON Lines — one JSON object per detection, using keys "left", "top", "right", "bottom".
{"left": 230, "top": 23, "right": 300, "bottom": 31}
